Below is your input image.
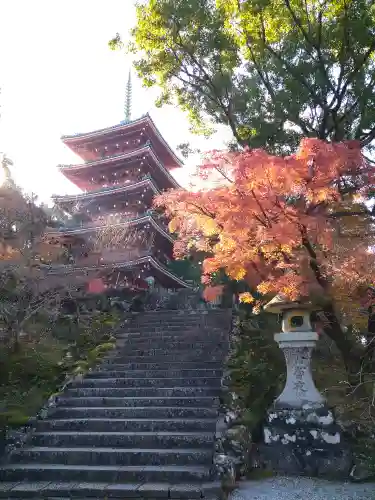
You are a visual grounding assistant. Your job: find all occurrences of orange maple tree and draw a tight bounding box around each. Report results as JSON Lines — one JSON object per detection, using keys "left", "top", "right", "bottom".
{"left": 155, "top": 138, "right": 375, "bottom": 380}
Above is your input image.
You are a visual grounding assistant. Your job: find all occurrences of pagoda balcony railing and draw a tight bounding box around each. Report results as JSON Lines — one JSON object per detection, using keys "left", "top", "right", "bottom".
{"left": 50, "top": 212, "right": 170, "bottom": 235}
{"left": 80, "top": 140, "right": 151, "bottom": 164}
{"left": 57, "top": 145, "right": 151, "bottom": 169}
{"left": 48, "top": 253, "right": 190, "bottom": 288}
{"left": 71, "top": 248, "right": 152, "bottom": 267}
{"left": 57, "top": 145, "right": 180, "bottom": 189}
{"left": 81, "top": 174, "right": 157, "bottom": 195}
{"left": 53, "top": 175, "right": 158, "bottom": 201}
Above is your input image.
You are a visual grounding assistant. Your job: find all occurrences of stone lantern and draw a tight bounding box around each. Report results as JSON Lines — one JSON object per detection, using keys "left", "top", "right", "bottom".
{"left": 259, "top": 294, "right": 352, "bottom": 478}
{"left": 264, "top": 295, "right": 324, "bottom": 408}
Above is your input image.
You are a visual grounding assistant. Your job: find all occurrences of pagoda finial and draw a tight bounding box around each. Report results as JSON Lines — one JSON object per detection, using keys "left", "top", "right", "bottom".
{"left": 124, "top": 69, "right": 132, "bottom": 123}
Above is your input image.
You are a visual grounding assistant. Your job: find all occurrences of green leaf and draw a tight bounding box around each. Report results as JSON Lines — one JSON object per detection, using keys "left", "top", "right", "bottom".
{"left": 127, "top": 0, "right": 375, "bottom": 152}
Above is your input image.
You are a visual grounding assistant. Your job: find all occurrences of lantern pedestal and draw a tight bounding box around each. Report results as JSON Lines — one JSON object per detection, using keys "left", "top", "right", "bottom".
{"left": 258, "top": 297, "right": 352, "bottom": 478}
{"left": 273, "top": 331, "right": 324, "bottom": 409}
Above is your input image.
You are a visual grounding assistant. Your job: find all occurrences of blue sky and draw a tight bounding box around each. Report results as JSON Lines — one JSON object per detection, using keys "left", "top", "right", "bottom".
{"left": 0, "top": 0, "right": 231, "bottom": 203}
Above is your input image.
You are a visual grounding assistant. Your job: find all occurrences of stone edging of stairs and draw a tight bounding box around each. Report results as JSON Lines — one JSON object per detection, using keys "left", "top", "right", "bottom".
{"left": 211, "top": 311, "right": 252, "bottom": 494}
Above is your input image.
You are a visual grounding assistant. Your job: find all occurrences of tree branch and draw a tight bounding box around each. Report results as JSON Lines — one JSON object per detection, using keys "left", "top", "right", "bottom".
{"left": 245, "top": 39, "right": 312, "bottom": 136}
{"left": 172, "top": 24, "right": 242, "bottom": 144}
{"left": 300, "top": 228, "right": 328, "bottom": 290}
{"left": 335, "top": 39, "right": 375, "bottom": 111}
{"left": 283, "top": 0, "right": 336, "bottom": 98}
{"left": 257, "top": 14, "right": 328, "bottom": 112}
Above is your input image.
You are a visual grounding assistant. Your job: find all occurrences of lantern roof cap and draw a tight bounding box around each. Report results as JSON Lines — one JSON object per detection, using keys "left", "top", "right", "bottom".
{"left": 264, "top": 294, "right": 316, "bottom": 314}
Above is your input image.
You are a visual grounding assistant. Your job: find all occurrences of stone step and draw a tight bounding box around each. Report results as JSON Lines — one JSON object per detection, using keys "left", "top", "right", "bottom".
{"left": 117, "top": 325, "right": 225, "bottom": 333}
{"left": 131, "top": 309, "right": 228, "bottom": 317}
{"left": 0, "top": 464, "right": 211, "bottom": 483}
{"left": 116, "top": 323, "right": 223, "bottom": 338}
{"left": 37, "top": 418, "right": 217, "bottom": 433}
{"left": 118, "top": 324, "right": 226, "bottom": 332}
{"left": 115, "top": 341, "right": 226, "bottom": 351}
{"left": 32, "top": 431, "right": 214, "bottom": 449}
{"left": 123, "top": 318, "right": 205, "bottom": 324}
{"left": 117, "top": 333, "right": 225, "bottom": 341}
{"left": 127, "top": 309, "right": 210, "bottom": 316}
{"left": 113, "top": 349, "right": 225, "bottom": 358}
{"left": 103, "top": 354, "right": 224, "bottom": 363}
{"left": 11, "top": 446, "right": 212, "bottom": 467}
{"left": 119, "top": 349, "right": 221, "bottom": 356}
{"left": 119, "top": 323, "right": 223, "bottom": 330}
{"left": 88, "top": 368, "right": 222, "bottom": 378}
{"left": 129, "top": 312, "right": 207, "bottom": 317}
{"left": 120, "top": 316, "right": 224, "bottom": 324}
{"left": 69, "top": 377, "right": 221, "bottom": 388}
{"left": 65, "top": 386, "right": 221, "bottom": 398}
{"left": 128, "top": 323, "right": 227, "bottom": 331}
{"left": 0, "top": 310, "right": 228, "bottom": 496}
{"left": 0, "top": 481, "right": 221, "bottom": 499}
{"left": 98, "top": 361, "right": 223, "bottom": 370}
{"left": 107, "top": 347, "right": 225, "bottom": 357}
{"left": 119, "top": 327, "right": 207, "bottom": 335}
{"left": 106, "top": 347, "right": 225, "bottom": 355}
{"left": 121, "top": 320, "right": 206, "bottom": 328}
{"left": 57, "top": 396, "right": 218, "bottom": 408}
{"left": 116, "top": 330, "right": 228, "bottom": 345}
{"left": 130, "top": 312, "right": 227, "bottom": 318}
{"left": 50, "top": 406, "right": 218, "bottom": 420}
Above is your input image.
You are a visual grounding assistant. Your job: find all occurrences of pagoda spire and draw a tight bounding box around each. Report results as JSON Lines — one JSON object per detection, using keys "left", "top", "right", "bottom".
{"left": 124, "top": 69, "right": 132, "bottom": 123}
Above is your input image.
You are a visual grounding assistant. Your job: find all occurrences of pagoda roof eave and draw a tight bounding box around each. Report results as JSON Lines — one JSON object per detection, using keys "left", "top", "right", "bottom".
{"left": 61, "top": 113, "right": 183, "bottom": 168}
{"left": 57, "top": 145, "right": 181, "bottom": 189}
{"left": 47, "top": 255, "right": 190, "bottom": 288}
{"left": 45, "top": 215, "right": 174, "bottom": 243}
{"left": 52, "top": 177, "right": 160, "bottom": 203}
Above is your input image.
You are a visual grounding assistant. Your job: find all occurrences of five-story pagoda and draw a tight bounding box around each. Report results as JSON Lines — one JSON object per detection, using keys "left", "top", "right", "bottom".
{"left": 46, "top": 78, "right": 189, "bottom": 293}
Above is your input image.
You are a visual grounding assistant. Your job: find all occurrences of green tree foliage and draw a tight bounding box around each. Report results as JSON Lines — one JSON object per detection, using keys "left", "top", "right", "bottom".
{"left": 167, "top": 258, "right": 202, "bottom": 284}
{"left": 226, "top": 314, "right": 284, "bottom": 431}
{"left": 119, "top": 0, "right": 375, "bottom": 154}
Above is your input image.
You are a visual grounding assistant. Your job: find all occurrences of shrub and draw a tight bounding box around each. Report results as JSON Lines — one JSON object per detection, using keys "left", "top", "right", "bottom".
{"left": 0, "top": 309, "right": 120, "bottom": 435}
{"left": 226, "top": 313, "right": 285, "bottom": 437}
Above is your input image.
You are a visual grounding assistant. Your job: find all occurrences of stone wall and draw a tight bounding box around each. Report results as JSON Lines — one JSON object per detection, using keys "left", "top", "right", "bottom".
{"left": 211, "top": 313, "right": 253, "bottom": 489}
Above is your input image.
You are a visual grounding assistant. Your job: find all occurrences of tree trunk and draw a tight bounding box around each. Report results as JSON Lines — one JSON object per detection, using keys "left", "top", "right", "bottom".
{"left": 322, "top": 303, "right": 367, "bottom": 392}
{"left": 364, "top": 304, "right": 375, "bottom": 370}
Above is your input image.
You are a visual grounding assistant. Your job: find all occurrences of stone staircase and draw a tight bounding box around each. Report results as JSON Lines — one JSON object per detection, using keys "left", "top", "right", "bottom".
{"left": 0, "top": 309, "right": 231, "bottom": 499}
